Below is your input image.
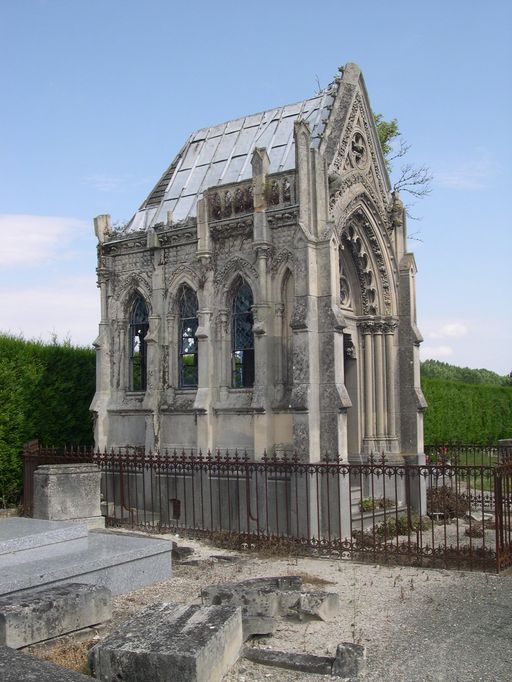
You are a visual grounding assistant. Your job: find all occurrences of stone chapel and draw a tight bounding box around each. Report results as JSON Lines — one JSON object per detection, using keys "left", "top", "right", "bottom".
{"left": 91, "top": 62, "right": 426, "bottom": 464}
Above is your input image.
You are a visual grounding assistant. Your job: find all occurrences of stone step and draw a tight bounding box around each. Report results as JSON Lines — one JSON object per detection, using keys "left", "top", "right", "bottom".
{"left": 0, "top": 518, "right": 89, "bottom": 565}
{"left": 0, "top": 529, "right": 172, "bottom": 597}
{"left": 89, "top": 602, "right": 243, "bottom": 682}
{"left": 0, "top": 583, "right": 112, "bottom": 649}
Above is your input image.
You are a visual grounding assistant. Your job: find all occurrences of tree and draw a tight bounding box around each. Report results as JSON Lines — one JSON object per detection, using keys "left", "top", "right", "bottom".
{"left": 374, "top": 113, "right": 432, "bottom": 216}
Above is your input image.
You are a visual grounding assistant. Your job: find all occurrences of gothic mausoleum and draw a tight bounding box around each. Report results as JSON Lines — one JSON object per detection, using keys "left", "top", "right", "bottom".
{"left": 91, "top": 62, "right": 426, "bottom": 464}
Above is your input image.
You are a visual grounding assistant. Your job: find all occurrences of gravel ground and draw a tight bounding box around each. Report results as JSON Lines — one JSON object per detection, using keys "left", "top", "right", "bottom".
{"left": 107, "top": 530, "right": 512, "bottom": 682}
{"left": 31, "top": 529, "right": 512, "bottom": 681}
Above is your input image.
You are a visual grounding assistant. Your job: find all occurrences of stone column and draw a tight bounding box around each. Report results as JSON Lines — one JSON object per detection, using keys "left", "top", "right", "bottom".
{"left": 384, "top": 322, "right": 397, "bottom": 439}
{"left": 217, "top": 309, "right": 230, "bottom": 402}
{"left": 118, "top": 323, "right": 126, "bottom": 392}
{"left": 374, "top": 325, "right": 385, "bottom": 440}
{"left": 362, "top": 325, "right": 374, "bottom": 442}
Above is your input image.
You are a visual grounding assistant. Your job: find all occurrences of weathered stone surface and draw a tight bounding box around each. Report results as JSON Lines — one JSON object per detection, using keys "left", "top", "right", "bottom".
{"left": 210, "top": 554, "right": 243, "bottom": 564}
{"left": 331, "top": 642, "right": 366, "bottom": 678}
{"left": 298, "top": 590, "right": 341, "bottom": 620}
{"left": 0, "top": 529, "right": 172, "bottom": 597}
{"left": 201, "top": 576, "right": 303, "bottom": 638}
{"left": 0, "top": 645, "right": 91, "bottom": 681}
{"left": 33, "top": 464, "right": 104, "bottom": 529}
{"left": 89, "top": 602, "right": 242, "bottom": 682}
{"left": 0, "top": 583, "right": 111, "bottom": 648}
{"left": 172, "top": 545, "right": 194, "bottom": 562}
{"left": 0, "top": 518, "right": 88, "bottom": 565}
{"left": 243, "top": 647, "right": 333, "bottom": 675}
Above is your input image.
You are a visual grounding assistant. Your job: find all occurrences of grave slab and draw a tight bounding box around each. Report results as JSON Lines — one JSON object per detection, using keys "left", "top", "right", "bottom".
{"left": 0, "top": 518, "right": 88, "bottom": 565}
{"left": 0, "top": 583, "right": 111, "bottom": 648}
{"left": 0, "top": 645, "right": 91, "bottom": 681}
{"left": 0, "top": 529, "right": 172, "bottom": 597}
{"left": 89, "top": 602, "right": 242, "bottom": 682}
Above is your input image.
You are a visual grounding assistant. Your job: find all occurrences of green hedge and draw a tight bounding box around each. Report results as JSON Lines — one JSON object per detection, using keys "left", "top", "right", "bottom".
{"left": 422, "top": 377, "right": 512, "bottom": 444}
{"left": 0, "top": 334, "right": 95, "bottom": 506}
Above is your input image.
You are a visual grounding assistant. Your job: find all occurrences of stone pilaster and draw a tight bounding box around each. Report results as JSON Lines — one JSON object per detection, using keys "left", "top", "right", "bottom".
{"left": 384, "top": 321, "right": 398, "bottom": 440}
{"left": 398, "top": 254, "right": 426, "bottom": 456}
{"left": 143, "top": 246, "right": 165, "bottom": 451}
{"left": 194, "top": 302, "right": 214, "bottom": 453}
{"left": 91, "top": 215, "right": 113, "bottom": 450}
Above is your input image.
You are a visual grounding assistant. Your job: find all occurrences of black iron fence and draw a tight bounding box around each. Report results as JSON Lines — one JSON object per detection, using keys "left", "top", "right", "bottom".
{"left": 22, "top": 443, "right": 512, "bottom": 572}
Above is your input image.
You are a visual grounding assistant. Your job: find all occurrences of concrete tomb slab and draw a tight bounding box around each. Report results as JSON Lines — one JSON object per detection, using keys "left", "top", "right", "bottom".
{"left": 0, "top": 518, "right": 88, "bottom": 564}
{"left": 0, "top": 583, "right": 111, "bottom": 649}
{"left": 89, "top": 602, "right": 243, "bottom": 682}
{"left": 0, "top": 645, "right": 92, "bottom": 681}
{"left": 0, "top": 528, "right": 172, "bottom": 597}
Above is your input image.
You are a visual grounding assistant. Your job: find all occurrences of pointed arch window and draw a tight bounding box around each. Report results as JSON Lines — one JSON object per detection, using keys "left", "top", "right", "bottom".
{"left": 178, "top": 286, "right": 198, "bottom": 388}
{"left": 232, "top": 282, "right": 254, "bottom": 388}
{"left": 129, "top": 295, "right": 149, "bottom": 391}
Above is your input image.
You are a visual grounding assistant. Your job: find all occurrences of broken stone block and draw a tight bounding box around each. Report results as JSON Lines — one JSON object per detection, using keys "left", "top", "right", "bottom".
{"left": 201, "top": 576, "right": 303, "bottom": 639}
{"left": 331, "top": 642, "right": 366, "bottom": 679}
{"left": 0, "top": 583, "right": 111, "bottom": 648}
{"left": 0, "top": 645, "right": 92, "bottom": 681}
{"left": 210, "top": 554, "right": 242, "bottom": 563}
{"left": 243, "top": 646, "right": 333, "bottom": 675}
{"left": 89, "top": 602, "right": 242, "bottom": 682}
{"left": 172, "top": 545, "right": 194, "bottom": 562}
{"left": 298, "top": 590, "right": 341, "bottom": 621}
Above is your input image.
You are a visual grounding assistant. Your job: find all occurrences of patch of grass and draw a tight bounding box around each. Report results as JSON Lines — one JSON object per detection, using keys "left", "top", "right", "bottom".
{"left": 290, "top": 571, "right": 336, "bottom": 586}
{"left": 29, "top": 638, "right": 95, "bottom": 675}
{"left": 360, "top": 497, "right": 395, "bottom": 512}
{"left": 427, "top": 485, "right": 471, "bottom": 516}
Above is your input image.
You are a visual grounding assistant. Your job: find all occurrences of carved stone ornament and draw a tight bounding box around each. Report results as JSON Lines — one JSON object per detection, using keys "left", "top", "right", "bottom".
{"left": 350, "top": 132, "right": 368, "bottom": 169}
{"left": 340, "top": 276, "right": 351, "bottom": 308}
{"left": 214, "top": 257, "right": 259, "bottom": 289}
{"left": 329, "top": 93, "right": 388, "bottom": 208}
{"left": 270, "top": 248, "right": 295, "bottom": 276}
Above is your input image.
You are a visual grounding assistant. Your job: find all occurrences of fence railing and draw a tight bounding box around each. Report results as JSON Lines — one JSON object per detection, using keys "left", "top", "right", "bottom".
{"left": 22, "top": 443, "right": 512, "bottom": 572}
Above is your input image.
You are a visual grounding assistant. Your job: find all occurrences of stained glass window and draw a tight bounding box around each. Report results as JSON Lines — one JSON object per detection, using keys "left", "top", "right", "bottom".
{"left": 178, "top": 286, "right": 198, "bottom": 388}
{"left": 129, "top": 296, "right": 149, "bottom": 391}
{"left": 232, "top": 282, "right": 254, "bottom": 388}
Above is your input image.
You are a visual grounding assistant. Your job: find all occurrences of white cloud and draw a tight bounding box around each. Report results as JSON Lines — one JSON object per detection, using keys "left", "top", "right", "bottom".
{"left": 82, "top": 174, "right": 151, "bottom": 193}
{"left": 0, "top": 277, "right": 99, "bottom": 347}
{"left": 82, "top": 174, "right": 126, "bottom": 192}
{"left": 436, "top": 149, "right": 499, "bottom": 190}
{"left": 0, "top": 214, "right": 88, "bottom": 266}
{"left": 428, "top": 322, "right": 468, "bottom": 340}
{"left": 420, "top": 345, "right": 454, "bottom": 360}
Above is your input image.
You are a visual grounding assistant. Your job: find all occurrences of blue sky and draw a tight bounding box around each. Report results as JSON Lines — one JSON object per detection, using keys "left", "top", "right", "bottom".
{"left": 1, "top": 0, "right": 510, "bottom": 373}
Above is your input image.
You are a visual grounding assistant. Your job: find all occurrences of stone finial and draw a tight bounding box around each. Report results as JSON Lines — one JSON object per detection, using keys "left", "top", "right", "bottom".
{"left": 391, "top": 192, "right": 404, "bottom": 230}
{"left": 251, "top": 147, "right": 270, "bottom": 177}
{"left": 93, "top": 214, "right": 112, "bottom": 244}
{"left": 147, "top": 226, "right": 159, "bottom": 249}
